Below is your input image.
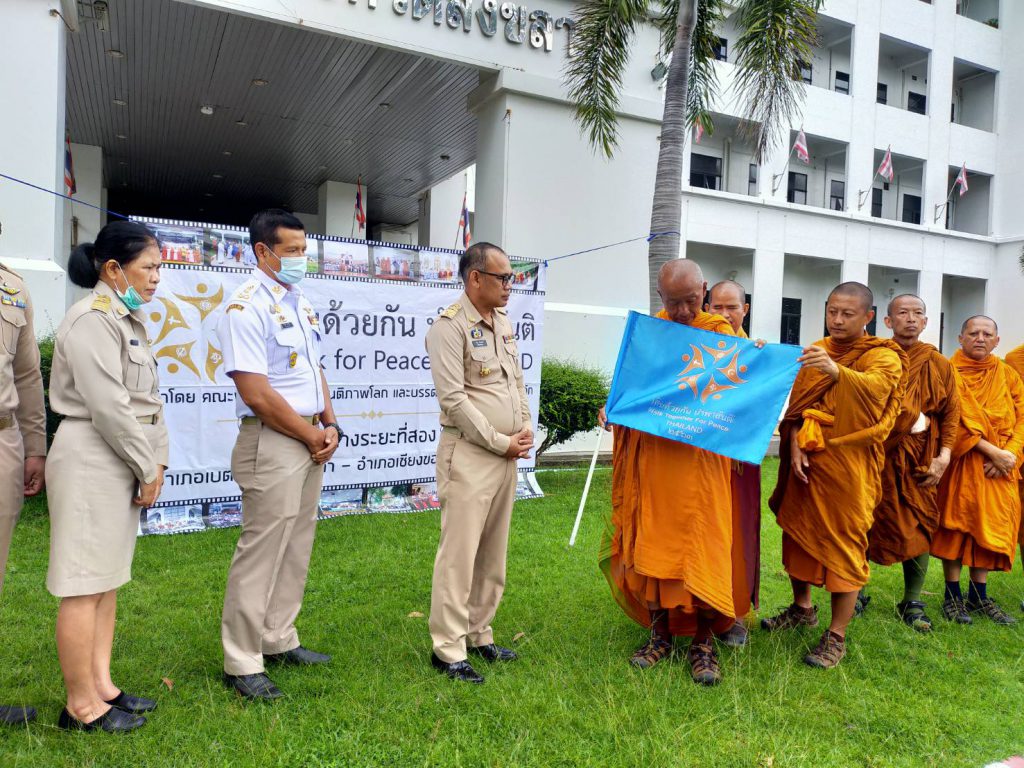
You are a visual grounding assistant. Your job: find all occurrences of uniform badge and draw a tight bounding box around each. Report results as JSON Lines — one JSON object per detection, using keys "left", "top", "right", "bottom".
{"left": 236, "top": 280, "right": 258, "bottom": 301}
{"left": 502, "top": 334, "right": 516, "bottom": 344}
{"left": 271, "top": 303, "right": 283, "bottom": 314}
{"left": 472, "top": 339, "right": 487, "bottom": 348}
{"left": 281, "top": 321, "right": 294, "bottom": 329}
{"left": 0, "top": 295, "right": 26, "bottom": 309}
{"left": 289, "top": 352, "right": 298, "bottom": 368}
{"left": 90, "top": 295, "right": 111, "bottom": 312}
{"left": 470, "top": 328, "right": 483, "bottom": 339}
{"left": 441, "top": 302, "right": 461, "bottom": 319}
{"left": 270, "top": 285, "right": 285, "bottom": 297}
{"left": 227, "top": 303, "right": 245, "bottom": 313}
{"left": 0, "top": 284, "right": 20, "bottom": 296}
{"left": 307, "top": 314, "right": 319, "bottom": 328}
{"left": 480, "top": 366, "right": 491, "bottom": 376}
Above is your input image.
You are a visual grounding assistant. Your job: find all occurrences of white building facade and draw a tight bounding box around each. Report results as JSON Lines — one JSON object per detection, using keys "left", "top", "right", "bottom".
{"left": 0, "top": 0, "right": 1022, "bottom": 366}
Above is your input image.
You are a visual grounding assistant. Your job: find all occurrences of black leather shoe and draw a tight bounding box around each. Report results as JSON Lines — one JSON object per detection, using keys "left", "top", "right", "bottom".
{"left": 0, "top": 705, "right": 36, "bottom": 725}
{"left": 57, "top": 707, "right": 145, "bottom": 733}
{"left": 105, "top": 691, "right": 157, "bottom": 714}
{"left": 430, "top": 652, "right": 484, "bottom": 683}
{"left": 263, "top": 646, "right": 331, "bottom": 666}
{"left": 223, "top": 672, "right": 283, "bottom": 700}
{"left": 468, "top": 644, "right": 518, "bottom": 662}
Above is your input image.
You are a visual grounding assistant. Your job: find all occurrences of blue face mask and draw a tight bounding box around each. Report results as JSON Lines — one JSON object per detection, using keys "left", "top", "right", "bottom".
{"left": 267, "top": 246, "right": 306, "bottom": 285}
{"left": 114, "top": 264, "right": 146, "bottom": 311}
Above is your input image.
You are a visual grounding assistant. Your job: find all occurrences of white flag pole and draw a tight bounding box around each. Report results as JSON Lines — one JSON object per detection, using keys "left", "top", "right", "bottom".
{"left": 569, "top": 428, "right": 605, "bottom": 547}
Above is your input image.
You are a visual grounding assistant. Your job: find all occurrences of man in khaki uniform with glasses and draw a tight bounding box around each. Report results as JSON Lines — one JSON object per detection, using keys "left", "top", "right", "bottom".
{"left": 425, "top": 242, "right": 533, "bottom": 684}
{"left": 0, "top": 263, "right": 46, "bottom": 724}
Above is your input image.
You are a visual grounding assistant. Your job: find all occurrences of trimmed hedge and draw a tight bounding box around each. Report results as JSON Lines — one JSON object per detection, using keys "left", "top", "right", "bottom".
{"left": 537, "top": 359, "right": 608, "bottom": 457}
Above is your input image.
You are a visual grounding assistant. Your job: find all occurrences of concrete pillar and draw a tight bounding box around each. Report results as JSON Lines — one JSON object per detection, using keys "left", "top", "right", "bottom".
{"left": 923, "top": 1, "right": 956, "bottom": 232}
{"left": 847, "top": 4, "right": 882, "bottom": 217}
{"left": 62, "top": 143, "right": 104, "bottom": 258}
{"left": 917, "top": 268, "right": 943, "bottom": 347}
{"left": 841, "top": 259, "right": 870, "bottom": 285}
{"left": 425, "top": 170, "right": 471, "bottom": 250}
{"left": 751, "top": 248, "right": 785, "bottom": 343}
{"left": 317, "top": 180, "right": 366, "bottom": 240}
{"left": 0, "top": 0, "right": 68, "bottom": 331}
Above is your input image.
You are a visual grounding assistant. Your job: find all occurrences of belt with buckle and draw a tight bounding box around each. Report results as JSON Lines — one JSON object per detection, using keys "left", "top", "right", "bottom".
{"left": 136, "top": 414, "right": 160, "bottom": 425}
{"left": 0, "top": 414, "right": 13, "bottom": 431}
{"left": 241, "top": 415, "right": 319, "bottom": 426}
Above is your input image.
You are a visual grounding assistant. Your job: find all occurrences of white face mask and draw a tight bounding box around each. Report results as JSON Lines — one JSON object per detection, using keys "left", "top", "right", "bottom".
{"left": 266, "top": 246, "right": 306, "bottom": 285}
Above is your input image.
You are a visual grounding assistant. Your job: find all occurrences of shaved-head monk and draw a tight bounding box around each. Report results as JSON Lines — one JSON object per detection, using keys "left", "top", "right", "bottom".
{"left": 931, "top": 316, "right": 1024, "bottom": 625}
{"left": 764, "top": 282, "right": 907, "bottom": 669}
{"left": 703, "top": 280, "right": 760, "bottom": 648}
{"left": 598, "top": 259, "right": 746, "bottom": 685}
{"left": 860, "top": 295, "right": 960, "bottom": 632}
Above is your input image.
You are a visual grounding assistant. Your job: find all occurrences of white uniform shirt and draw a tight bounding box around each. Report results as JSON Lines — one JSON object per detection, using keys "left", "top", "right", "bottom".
{"left": 217, "top": 269, "right": 325, "bottom": 418}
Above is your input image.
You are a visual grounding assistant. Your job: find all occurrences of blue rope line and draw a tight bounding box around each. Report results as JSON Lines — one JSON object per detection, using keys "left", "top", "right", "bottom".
{"left": 0, "top": 173, "right": 131, "bottom": 220}
{"left": 543, "top": 230, "right": 680, "bottom": 266}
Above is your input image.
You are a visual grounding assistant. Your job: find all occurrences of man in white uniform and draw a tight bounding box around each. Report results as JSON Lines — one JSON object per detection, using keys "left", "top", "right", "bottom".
{"left": 217, "top": 209, "right": 340, "bottom": 700}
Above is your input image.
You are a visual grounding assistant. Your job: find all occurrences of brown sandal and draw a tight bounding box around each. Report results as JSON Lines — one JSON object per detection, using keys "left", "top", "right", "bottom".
{"left": 629, "top": 633, "right": 673, "bottom": 669}
{"left": 687, "top": 640, "right": 722, "bottom": 686}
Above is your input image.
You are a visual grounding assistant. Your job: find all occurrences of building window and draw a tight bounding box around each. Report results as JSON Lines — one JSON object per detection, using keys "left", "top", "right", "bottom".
{"left": 829, "top": 180, "right": 845, "bottom": 211}
{"left": 714, "top": 37, "right": 728, "bottom": 62}
{"left": 780, "top": 298, "right": 802, "bottom": 345}
{"left": 877, "top": 83, "right": 888, "bottom": 104}
{"left": 747, "top": 164, "right": 758, "bottom": 196}
{"left": 902, "top": 194, "right": 922, "bottom": 224}
{"left": 798, "top": 60, "right": 812, "bottom": 84}
{"left": 908, "top": 91, "right": 927, "bottom": 114}
{"left": 787, "top": 172, "right": 807, "bottom": 205}
{"left": 871, "top": 188, "right": 883, "bottom": 218}
{"left": 834, "top": 71, "right": 850, "bottom": 95}
{"left": 690, "top": 153, "right": 722, "bottom": 190}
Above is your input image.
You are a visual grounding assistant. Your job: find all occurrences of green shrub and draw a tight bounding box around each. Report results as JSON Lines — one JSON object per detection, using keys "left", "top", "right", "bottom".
{"left": 537, "top": 359, "right": 608, "bottom": 457}
{"left": 38, "top": 334, "right": 61, "bottom": 446}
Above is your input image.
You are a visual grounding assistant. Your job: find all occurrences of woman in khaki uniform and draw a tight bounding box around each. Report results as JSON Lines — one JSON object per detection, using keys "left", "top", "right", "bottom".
{"left": 47, "top": 221, "right": 168, "bottom": 733}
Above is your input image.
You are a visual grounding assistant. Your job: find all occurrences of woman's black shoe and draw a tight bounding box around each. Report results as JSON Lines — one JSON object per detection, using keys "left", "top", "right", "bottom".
{"left": 57, "top": 707, "right": 146, "bottom": 733}
{"left": 105, "top": 691, "right": 158, "bottom": 713}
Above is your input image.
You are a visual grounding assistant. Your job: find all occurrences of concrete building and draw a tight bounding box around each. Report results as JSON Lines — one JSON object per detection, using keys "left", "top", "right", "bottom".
{"left": 1, "top": 0, "right": 1022, "bottom": 369}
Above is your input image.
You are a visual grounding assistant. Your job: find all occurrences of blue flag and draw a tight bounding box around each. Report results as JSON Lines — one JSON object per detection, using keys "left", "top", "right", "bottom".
{"left": 605, "top": 312, "right": 802, "bottom": 465}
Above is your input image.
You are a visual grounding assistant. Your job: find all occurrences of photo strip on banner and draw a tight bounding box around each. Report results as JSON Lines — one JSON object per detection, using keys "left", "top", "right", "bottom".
{"left": 131, "top": 217, "right": 545, "bottom": 536}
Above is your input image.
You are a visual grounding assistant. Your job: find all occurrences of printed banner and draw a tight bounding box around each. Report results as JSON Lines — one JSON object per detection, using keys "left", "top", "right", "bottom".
{"left": 133, "top": 218, "right": 545, "bottom": 535}
{"left": 604, "top": 312, "right": 801, "bottom": 465}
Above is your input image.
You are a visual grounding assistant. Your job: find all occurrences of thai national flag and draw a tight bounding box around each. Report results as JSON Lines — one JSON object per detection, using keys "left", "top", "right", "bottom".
{"left": 955, "top": 163, "right": 969, "bottom": 197}
{"left": 64, "top": 133, "right": 76, "bottom": 196}
{"left": 694, "top": 121, "right": 704, "bottom": 145}
{"left": 877, "top": 148, "right": 895, "bottom": 182}
{"left": 460, "top": 193, "right": 472, "bottom": 249}
{"left": 355, "top": 176, "right": 366, "bottom": 231}
{"left": 793, "top": 130, "right": 809, "bottom": 164}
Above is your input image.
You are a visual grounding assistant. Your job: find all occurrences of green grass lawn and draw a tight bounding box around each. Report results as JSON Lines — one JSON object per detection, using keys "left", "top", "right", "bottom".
{"left": 1, "top": 459, "right": 1023, "bottom": 767}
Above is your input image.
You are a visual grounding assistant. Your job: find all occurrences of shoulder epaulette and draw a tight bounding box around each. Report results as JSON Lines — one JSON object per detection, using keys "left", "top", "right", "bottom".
{"left": 233, "top": 277, "right": 261, "bottom": 303}
{"left": 439, "top": 302, "right": 462, "bottom": 320}
{"left": 89, "top": 294, "right": 113, "bottom": 314}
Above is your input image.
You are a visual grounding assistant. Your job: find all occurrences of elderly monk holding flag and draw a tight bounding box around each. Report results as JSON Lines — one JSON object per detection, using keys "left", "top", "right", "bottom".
{"left": 597, "top": 260, "right": 748, "bottom": 687}
{"left": 704, "top": 280, "right": 761, "bottom": 648}
{"left": 931, "top": 316, "right": 1024, "bottom": 626}
{"left": 764, "top": 282, "right": 907, "bottom": 670}
{"left": 860, "top": 294, "right": 960, "bottom": 632}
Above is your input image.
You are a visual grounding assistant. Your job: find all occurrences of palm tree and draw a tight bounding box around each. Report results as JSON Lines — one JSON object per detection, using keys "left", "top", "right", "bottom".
{"left": 566, "top": 0, "right": 823, "bottom": 311}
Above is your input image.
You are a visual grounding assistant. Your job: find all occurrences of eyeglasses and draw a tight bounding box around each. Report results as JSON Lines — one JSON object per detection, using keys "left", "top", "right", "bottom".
{"left": 476, "top": 269, "right": 515, "bottom": 286}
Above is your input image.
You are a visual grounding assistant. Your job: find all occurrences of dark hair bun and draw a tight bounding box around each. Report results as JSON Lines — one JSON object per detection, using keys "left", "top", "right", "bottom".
{"left": 67, "top": 242, "right": 100, "bottom": 288}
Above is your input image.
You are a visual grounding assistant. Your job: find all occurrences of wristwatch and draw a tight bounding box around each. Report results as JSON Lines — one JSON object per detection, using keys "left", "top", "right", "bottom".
{"left": 323, "top": 422, "right": 342, "bottom": 437}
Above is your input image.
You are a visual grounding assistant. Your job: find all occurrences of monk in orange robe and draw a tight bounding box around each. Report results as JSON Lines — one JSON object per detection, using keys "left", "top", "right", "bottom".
{"left": 860, "top": 294, "right": 960, "bottom": 633}
{"left": 598, "top": 260, "right": 746, "bottom": 686}
{"left": 763, "top": 282, "right": 907, "bottom": 669}
{"left": 705, "top": 280, "right": 761, "bottom": 648}
{"left": 931, "top": 316, "right": 1024, "bottom": 625}
{"left": 1006, "top": 343, "right": 1024, "bottom": 584}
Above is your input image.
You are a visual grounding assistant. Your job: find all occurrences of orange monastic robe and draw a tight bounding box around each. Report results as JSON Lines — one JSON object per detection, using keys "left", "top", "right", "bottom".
{"left": 868, "top": 342, "right": 960, "bottom": 565}
{"left": 1007, "top": 344, "right": 1024, "bottom": 547}
{"left": 601, "top": 311, "right": 741, "bottom": 637}
{"left": 769, "top": 336, "right": 907, "bottom": 589}
{"left": 730, "top": 326, "right": 761, "bottom": 610}
{"left": 932, "top": 351, "right": 1024, "bottom": 571}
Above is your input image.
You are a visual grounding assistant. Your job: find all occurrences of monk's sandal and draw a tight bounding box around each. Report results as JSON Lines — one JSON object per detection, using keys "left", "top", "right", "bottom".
{"left": 896, "top": 600, "right": 932, "bottom": 633}
{"left": 803, "top": 630, "right": 846, "bottom": 669}
{"left": 760, "top": 604, "right": 819, "bottom": 632}
{"left": 967, "top": 598, "right": 1017, "bottom": 625}
{"left": 941, "top": 597, "right": 973, "bottom": 625}
{"left": 687, "top": 640, "right": 722, "bottom": 686}
{"left": 629, "top": 634, "right": 673, "bottom": 669}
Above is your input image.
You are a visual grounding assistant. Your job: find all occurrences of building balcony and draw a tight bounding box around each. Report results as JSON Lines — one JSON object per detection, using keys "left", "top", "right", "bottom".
{"left": 857, "top": 149, "right": 925, "bottom": 226}
{"left": 877, "top": 35, "right": 930, "bottom": 116}
{"left": 951, "top": 58, "right": 997, "bottom": 133}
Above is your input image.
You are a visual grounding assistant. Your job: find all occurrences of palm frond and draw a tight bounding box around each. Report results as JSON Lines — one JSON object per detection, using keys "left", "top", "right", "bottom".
{"left": 565, "top": 0, "right": 651, "bottom": 158}
{"left": 732, "top": 0, "right": 823, "bottom": 162}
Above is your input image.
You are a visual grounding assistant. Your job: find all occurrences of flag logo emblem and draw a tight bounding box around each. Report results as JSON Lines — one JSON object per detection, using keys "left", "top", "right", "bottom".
{"left": 676, "top": 340, "right": 749, "bottom": 402}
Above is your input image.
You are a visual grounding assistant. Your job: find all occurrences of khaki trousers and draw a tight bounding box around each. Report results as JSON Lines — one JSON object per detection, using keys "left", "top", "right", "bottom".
{"left": 221, "top": 423, "right": 324, "bottom": 675}
{"left": 0, "top": 425, "right": 23, "bottom": 593}
{"left": 429, "top": 431, "right": 517, "bottom": 663}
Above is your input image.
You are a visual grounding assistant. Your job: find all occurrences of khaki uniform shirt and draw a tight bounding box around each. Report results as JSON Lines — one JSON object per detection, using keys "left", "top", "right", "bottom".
{"left": 50, "top": 280, "right": 168, "bottom": 483}
{"left": 425, "top": 293, "right": 531, "bottom": 456}
{"left": 0, "top": 264, "right": 46, "bottom": 456}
